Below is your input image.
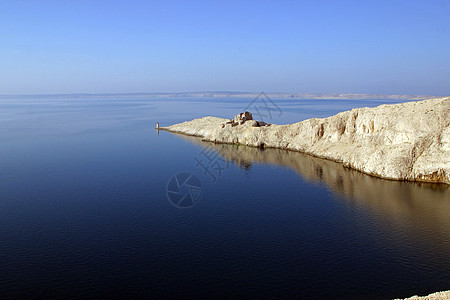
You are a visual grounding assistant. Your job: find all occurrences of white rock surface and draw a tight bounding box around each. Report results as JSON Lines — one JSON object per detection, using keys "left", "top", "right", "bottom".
{"left": 161, "top": 97, "right": 450, "bottom": 184}
{"left": 394, "top": 290, "right": 450, "bottom": 300}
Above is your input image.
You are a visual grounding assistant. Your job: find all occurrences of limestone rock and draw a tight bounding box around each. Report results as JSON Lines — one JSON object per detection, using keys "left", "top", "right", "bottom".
{"left": 160, "top": 97, "right": 450, "bottom": 184}
{"left": 234, "top": 111, "right": 253, "bottom": 124}
{"left": 394, "top": 290, "right": 450, "bottom": 300}
{"left": 249, "top": 120, "right": 259, "bottom": 127}
{"left": 221, "top": 111, "right": 256, "bottom": 127}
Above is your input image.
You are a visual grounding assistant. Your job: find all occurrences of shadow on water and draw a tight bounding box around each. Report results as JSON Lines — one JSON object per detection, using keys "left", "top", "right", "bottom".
{"left": 179, "top": 134, "right": 450, "bottom": 247}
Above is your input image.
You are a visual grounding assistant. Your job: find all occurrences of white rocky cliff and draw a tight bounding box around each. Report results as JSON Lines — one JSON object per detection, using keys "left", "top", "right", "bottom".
{"left": 160, "top": 97, "right": 450, "bottom": 184}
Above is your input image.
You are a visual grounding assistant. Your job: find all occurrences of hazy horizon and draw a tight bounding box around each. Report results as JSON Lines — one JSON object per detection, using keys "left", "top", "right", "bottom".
{"left": 0, "top": 91, "right": 447, "bottom": 99}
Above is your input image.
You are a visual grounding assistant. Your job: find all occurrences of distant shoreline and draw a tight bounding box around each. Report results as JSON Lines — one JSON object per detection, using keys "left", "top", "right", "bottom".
{"left": 0, "top": 91, "right": 443, "bottom": 100}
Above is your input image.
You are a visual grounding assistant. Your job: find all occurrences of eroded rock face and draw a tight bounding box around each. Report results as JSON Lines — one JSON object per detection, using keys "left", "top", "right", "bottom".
{"left": 160, "top": 97, "right": 450, "bottom": 184}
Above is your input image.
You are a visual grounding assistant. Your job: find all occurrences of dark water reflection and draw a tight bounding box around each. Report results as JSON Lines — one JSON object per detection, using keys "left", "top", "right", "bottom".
{"left": 181, "top": 134, "right": 450, "bottom": 256}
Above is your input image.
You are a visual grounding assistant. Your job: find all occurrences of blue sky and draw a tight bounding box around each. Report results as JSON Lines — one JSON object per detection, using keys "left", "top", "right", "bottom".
{"left": 1, "top": 0, "right": 449, "bottom": 95}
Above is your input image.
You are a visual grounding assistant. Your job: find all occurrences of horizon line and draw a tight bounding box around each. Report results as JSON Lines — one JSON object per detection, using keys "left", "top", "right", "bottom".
{"left": 0, "top": 91, "right": 447, "bottom": 100}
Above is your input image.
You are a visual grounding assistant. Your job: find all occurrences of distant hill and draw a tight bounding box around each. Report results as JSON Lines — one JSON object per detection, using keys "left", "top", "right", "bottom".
{"left": 0, "top": 91, "right": 441, "bottom": 100}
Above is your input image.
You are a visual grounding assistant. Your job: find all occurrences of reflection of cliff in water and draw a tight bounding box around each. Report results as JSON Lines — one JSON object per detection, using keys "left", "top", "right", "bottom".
{"left": 180, "top": 134, "right": 450, "bottom": 248}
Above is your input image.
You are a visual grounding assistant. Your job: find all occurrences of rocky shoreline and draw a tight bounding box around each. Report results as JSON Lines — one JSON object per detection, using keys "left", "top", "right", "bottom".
{"left": 395, "top": 290, "right": 450, "bottom": 300}
{"left": 160, "top": 97, "right": 449, "bottom": 184}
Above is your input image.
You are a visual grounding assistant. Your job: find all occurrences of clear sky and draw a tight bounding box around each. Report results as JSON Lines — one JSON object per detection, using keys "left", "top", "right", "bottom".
{"left": 1, "top": 0, "right": 449, "bottom": 95}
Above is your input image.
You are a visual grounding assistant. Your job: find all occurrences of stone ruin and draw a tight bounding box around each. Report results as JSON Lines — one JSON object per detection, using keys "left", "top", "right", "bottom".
{"left": 222, "top": 111, "right": 271, "bottom": 128}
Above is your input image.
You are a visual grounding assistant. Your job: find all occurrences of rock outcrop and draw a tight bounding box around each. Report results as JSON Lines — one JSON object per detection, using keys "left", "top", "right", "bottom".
{"left": 160, "top": 97, "right": 450, "bottom": 184}
{"left": 221, "top": 111, "right": 271, "bottom": 128}
{"left": 394, "top": 290, "right": 450, "bottom": 300}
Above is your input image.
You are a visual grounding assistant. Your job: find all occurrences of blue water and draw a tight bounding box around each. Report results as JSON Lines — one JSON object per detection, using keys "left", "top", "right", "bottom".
{"left": 0, "top": 96, "right": 449, "bottom": 299}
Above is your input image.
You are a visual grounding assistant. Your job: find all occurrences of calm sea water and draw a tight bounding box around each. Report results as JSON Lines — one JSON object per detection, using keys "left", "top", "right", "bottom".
{"left": 0, "top": 96, "right": 449, "bottom": 299}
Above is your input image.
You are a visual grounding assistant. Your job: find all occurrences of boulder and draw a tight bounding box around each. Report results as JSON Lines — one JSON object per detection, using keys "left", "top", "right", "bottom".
{"left": 221, "top": 111, "right": 255, "bottom": 127}
{"left": 234, "top": 111, "right": 253, "bottom": 124}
